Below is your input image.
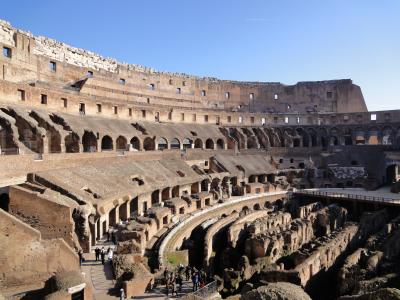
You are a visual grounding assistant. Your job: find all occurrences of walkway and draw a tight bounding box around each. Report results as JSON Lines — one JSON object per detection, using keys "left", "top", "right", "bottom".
{"left": 133, "top": 279, "right": 194, "bottom": 300}
{"left": 294, "top": 187, "right": 400, "bottom": 206}
{"left": 81, "top": 239, "right": 118, "bottom": 300}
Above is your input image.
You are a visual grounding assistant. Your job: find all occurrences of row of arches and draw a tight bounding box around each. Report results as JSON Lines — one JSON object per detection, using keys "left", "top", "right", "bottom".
{"left": 76, "top": 133, "right": 226, "bottom": 153}
{"left": 224, "top": 125, "right": 400, "bottom": 150}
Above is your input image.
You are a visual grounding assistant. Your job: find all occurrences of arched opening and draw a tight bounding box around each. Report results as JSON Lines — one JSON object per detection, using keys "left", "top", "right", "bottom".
{"left": 130, "top": 137, "right": 141, "bottom": 151}
{"left": 151, "top": 190, "right": 160, "bottom": 205}
{"left": 183, "top": 138, "right": 193, "bottom": 150}
{"left": 367, "top": 128, "right": 379, "bottom": 145}
{"left": 179, "top": 207, "right": 185, "bottom": 214}
{"left": 216, "top": 139, "right": 225, "bottom": 150}
{"left": 321, "top": 136, "right": 328, "bottom": 148}
{"left": 0, "top": 193, "right": 9, "bottom": 211}
{"left": 382, "top": 127, "right": 393, "bottom": 145}
{"left": 344, "top": 136, "right": 353, "bottom": 146}
{"left": 293, "top": 138, "right": 300, "bottom": 147}
{"left": 118, "top": 202, "right": 128, "bottom": 221}
{"left": 130, "top": 197, "right": 138, "bottom": 216}
{"left": 109, "top": 207, "right": 117, "bottom": 226}
{"left": 172, "top": 186, "right": 180, "bottom": 198}
{"left": 143, "top": 137, "right": 155, "bottom": 151}
{"left": 191, "top": 182, "right": 199, "bottom": 194}
{"left": 65, "top": 132, "right": 80, "bottom": 153}
{"left": 253, "top": 203, "right": 261, "bottom": 210}
{"left": 246, "top": 136, "right": 258, "bottom": 149}
{"left": 48, "top": 130, "right": 62, "bottom": 153}
{"left": 145, "top": 231, "right": 149, "bottom": 242}
{"left": 116, "top": 136, "right": 128, "bottom": 151}
{"left": 297, "top": 128, "right": 309, "bottom": 147}
{"left": 170, "top": 138, "right": 180, "bottom": 150}
{"left": 343, "top": 128, "right": 353, "bottom": 145}
{"left": 101, "top": 135, "right": 113, "bottom": 151}
{"left": 330, "top": 136, "right": 339, "bottom": 146}
{"left": 201, "top": 179, "right": 209, "bottom": 192}
{"left": 157, "top": 137, "right": 168, "bottom": 150}
{"left": 242, "top": 206, "right": 250, "bottom": 213}
{"left": 194, "top": 138, "right": 203, "bottom": 149}
{"left": 205, "top": 139, "right": 214, "bottom": 149}
{"left": 355, "top": 130, "right": 365, "bottom": 145}
{"left": 82, "top": 131, "right": 97, "bottom": 152}
{"left": 386, "top": 165, "right": 398, "bottom": 184}
{"left": 0, "top": 121, "right": 19, "bottom": 155}
{"left": 211, "top": 178, "right": 220, "bottom": 191}
{"left": 161, "top": 187, "right": 170, "bottom": 201}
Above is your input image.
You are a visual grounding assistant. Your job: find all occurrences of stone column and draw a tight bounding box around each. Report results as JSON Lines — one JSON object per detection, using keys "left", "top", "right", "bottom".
{"left": 42, "top": 136, "right": 49, "bottom": 154}
{"left": 114, "top": 204, "right": 120, "bottom": 224}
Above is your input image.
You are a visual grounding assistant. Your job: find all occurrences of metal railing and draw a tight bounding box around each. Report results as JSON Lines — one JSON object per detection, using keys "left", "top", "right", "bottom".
{"left": 294, "top": 189, "right": 400, "bottom": 205}
{"left": 180, "top": 281, "right": 218, "bottom": 299}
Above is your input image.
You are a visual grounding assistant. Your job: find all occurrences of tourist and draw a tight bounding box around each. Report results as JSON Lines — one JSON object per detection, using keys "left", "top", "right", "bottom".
{"left": 119, "top": 288, "right": 125, "bottom": 300}
{"left": 185, "top": 265, "right": 191, "bottom": 281}
{"left": 111, "top": 230, "right": 116, "bottom": 244}
{"left": 177, "top": 273, "right": 183, "bottom": 292}
{"left": 192, "top": 272, "right": 199, "bottom": 291}
{"left": 100, "top": 247, "right": 106, "bottom": 265}
{"left": 171, "top": 275, "right": 178, "bottom": 296}
{"left": 165, "top": 277, "right": 170, "bottom": 296}
{"left": 78, "top": 250, "right": 83, "bottom": 266}
{"left": 95, "top": 247, "right": 100, "bottom": 261}
{"left": 108, "top": 249, "right": 113, "bottom": 263}
{"left": 107, "top": 228, "right": 111, "bottom": 242}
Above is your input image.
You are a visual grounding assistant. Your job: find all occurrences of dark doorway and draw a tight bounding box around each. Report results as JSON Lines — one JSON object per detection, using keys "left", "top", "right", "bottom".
{"left": 0, "top": 193, "right": 9, "bottom": 211}
{"left": 386, "top": 165, "right": 398, "bottom": 184}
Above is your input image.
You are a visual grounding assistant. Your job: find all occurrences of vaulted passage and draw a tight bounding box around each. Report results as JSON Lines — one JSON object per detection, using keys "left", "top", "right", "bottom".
{"left": 82, "top": 131, "right": 97, "bottom": 152}
{"left": 101, "top": 135, "right": 113, "bottom": 151}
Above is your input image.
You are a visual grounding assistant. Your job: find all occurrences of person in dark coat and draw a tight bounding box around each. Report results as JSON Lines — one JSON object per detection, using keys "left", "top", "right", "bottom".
{"left": 100, "top": 247, "right": 105, "bottom": 265}
{"left": 95, "top": 247, "right": 100, "bottom": 261}
{"left": 78, "top": 250, "right": 83, "bottom": 266}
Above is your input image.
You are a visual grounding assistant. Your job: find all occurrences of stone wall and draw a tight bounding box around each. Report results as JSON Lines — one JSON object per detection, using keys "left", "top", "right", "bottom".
{"left": 0, "top": 18, "right": 369, "bottom": 118}
{"left": 0, "top": 209, "right": 79, "bottom": 294}
{"left": 9, "top": 185, "right": 77, "bottom": 248}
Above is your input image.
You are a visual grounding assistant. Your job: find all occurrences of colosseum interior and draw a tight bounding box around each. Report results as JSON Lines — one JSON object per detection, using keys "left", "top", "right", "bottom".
{"left": 1, "top": 18, "right": 400, "bottom": 300}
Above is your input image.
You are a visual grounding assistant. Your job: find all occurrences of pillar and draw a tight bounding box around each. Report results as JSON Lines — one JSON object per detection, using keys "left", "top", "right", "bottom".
{"left": 115, "top": 205, "right": 120, "bottom": 224}
{"left": 60, "top": 141, "right": 66, "bottom": 153}
{"left": 43, "top": 136, "right": 49, "bottom": 154}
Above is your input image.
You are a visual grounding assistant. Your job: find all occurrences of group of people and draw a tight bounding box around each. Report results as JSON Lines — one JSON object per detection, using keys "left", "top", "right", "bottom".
{"left": 94, "top": 246, "right": 113, "bottom": 265}
{"left": 163, "top": 264, "right": 209, "bottom": 296}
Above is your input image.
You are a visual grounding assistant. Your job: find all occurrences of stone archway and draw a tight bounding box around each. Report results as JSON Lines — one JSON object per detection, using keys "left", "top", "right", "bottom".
{"left": 157, "top": 137, "right": 168, "bottom": 150}
{"left": 130, "top": 136, "right": 141, "bottom": 151}
{"left": 65, "top": 132, "right": 80, "bottom": 153}
{"left": 143, "top": 137, "right": 155, "bottom": 151}
{"left": 205, "top": 139, "right": 214, "bottom": 149}
{"left": 194, "top": 138, "right": 203, "bottom": 149}
{"left": 82, "top": 131, "right": 97, "bottom": 152}
{"left": 116, "top": 136, "right": 128, "bottom": 151}
{"left": 101, "top": 135, "right": 113, "bottom": 151}
{"left": 216, "top": 138, "right": 225, "bottom": 149}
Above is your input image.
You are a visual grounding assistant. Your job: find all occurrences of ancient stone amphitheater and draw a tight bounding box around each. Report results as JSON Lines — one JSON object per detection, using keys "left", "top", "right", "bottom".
{"left": 1, "top": 19, "right": 400, "bottom": 300}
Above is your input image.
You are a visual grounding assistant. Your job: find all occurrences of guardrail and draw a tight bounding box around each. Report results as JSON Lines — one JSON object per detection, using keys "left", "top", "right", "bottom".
{"left": 294, "top": 189, "right": 400, "bottom": 205}
{"left": 180, "top": 281, "right": 218, "bottom": 300}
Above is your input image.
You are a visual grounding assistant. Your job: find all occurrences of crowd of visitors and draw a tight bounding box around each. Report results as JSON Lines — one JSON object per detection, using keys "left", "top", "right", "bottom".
{"left": 163, "top": 264, "right": 210, "bottom": 297}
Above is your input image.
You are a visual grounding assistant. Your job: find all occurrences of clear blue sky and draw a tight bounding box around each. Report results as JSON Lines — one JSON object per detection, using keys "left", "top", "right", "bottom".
{"left": 2, "top": 0, "right": 399, "bottom": 111}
